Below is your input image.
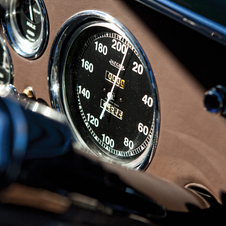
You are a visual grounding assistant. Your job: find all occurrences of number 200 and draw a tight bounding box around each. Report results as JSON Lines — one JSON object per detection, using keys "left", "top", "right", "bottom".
{"left": 111, "top": 39, "right": 127, "bottom": 54}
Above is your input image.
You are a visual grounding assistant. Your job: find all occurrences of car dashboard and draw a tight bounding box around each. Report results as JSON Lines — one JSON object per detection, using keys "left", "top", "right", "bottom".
{"left": 0, "top": 0, "right": 226, "bottom": 225}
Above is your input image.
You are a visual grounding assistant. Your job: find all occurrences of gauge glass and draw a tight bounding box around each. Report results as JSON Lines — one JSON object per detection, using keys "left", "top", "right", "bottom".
{"left": 49, "top": 12, "right": 160, "bottom": 169}
{"left": 3, "top": 0, "right": 48, "bottom": 58}
{"left": 16, "top": 0, "right": 42, "bottom": 43}
{"left": 0, "top": 35, "right": 13, "bottom": 85}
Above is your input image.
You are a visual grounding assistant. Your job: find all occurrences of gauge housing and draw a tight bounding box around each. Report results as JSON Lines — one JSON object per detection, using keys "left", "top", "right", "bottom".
{"left": 48, "top": 11, "right": 160, "bottom": 170}
{"left": 3, "top": 0, "right": 48, "bottom": 59}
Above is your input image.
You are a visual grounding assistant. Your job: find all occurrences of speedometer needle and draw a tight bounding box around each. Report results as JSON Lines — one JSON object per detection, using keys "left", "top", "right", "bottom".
{"left": 99, "top": 45, "right": 128, "bottom": 120}
{"left": 29, "top": 0, "right": 33, "bottom": 21}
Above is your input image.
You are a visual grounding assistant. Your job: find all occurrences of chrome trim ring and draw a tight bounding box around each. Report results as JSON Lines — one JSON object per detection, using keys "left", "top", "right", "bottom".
{"left": 48, "top": 10, "right": 160, "bottom": 170}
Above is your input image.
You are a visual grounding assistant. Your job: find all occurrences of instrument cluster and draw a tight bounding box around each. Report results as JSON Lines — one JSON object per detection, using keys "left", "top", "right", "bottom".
{"left": 0, "top": 1, "right": 160, "bottom": 169}
{"left": 1, "top": 0, "right": 226, "bottom": 208}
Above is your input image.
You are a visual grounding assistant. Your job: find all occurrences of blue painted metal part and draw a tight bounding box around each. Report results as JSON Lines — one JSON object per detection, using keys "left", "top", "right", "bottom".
{"left": 0, "top": 96, "right": 72, "bottom": 188}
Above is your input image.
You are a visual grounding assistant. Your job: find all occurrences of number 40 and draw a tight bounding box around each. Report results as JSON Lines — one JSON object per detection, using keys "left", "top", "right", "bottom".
{"left": 142, "top": 95, "right": 153, "bottom": 107}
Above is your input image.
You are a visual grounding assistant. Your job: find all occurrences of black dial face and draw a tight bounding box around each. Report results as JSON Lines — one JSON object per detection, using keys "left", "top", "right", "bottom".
{"left": 63, "top": 23, "right": 158, "bottom": 167}
{"left": 16, "top": 0, "right": 42, "bottom": 42}
{"left": 0, "top": 37, "right": 12, "bottom": 85}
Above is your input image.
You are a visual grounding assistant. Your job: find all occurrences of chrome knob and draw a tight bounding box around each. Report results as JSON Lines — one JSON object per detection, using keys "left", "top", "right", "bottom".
{"left": 204, "top": 85, "right": 226, "bottom": 114}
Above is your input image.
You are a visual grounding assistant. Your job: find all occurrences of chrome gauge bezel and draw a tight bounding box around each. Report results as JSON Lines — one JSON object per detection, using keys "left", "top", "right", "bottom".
{"left": 48, "top": 11, "right": 160, "bottom": 170}
{"left": 0, "top": 35, "right": 14, "bottom": 85}
{"left": 3, "top": 0, "right": 48, "bottom": 59}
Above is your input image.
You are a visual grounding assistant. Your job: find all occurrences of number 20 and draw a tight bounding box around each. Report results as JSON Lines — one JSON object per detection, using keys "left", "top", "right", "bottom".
{"left": 132, "top": 62, "right": 143, "bottom": 75}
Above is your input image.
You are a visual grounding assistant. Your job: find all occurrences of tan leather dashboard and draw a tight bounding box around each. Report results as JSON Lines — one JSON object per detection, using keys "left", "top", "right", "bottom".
{"left": 1, "top": 0, "right": 226, "bottom": 205}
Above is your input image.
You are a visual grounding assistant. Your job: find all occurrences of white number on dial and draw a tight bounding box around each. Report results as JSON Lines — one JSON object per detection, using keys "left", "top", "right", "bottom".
{"left": 124, "top": 137, "right": 134, "bottom": 149}
{"left": 142, "top": 95, "right": 153, "bottom": 107}
{"left": 87, "top": 113, "right": 99, "bottom": 127}
{"left": 132, "top": 62, "right": 143, "bottom": 75}
{"left": 95, "top": 41, "right": 108, "bottom": 55}
{"left": 78, "top": 86, "right": 90, "bottom": 99}
{"left": 102, "top": 134, "right": 115, "bottom": 148}
{"left": 81, "top": 59, "right": 94, "bottom": 73}
{"left": 138, "top": 123, "right": 149, "bottom": 135}
{"left": 111, "top": 39, "right": 127, "bottom": 54}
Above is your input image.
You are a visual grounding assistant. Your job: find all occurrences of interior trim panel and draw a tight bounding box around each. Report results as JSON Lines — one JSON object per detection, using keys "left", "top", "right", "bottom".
{"left": 1, "top": 0, "right": 226, "bottom": 224}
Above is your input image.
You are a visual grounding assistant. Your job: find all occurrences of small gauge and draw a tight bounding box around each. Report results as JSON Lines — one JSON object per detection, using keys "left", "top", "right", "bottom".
{"left": 0, "top": 35, "right": 13, "bottom": 85}
{"left": 49, "top": 11, "right": 160, "bottom": 169}
{"left": 3, "top": 0, "right": 48, "bottom": 59}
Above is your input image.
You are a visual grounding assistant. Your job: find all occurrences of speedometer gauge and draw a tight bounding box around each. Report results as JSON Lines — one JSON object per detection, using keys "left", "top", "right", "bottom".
{"left": 49, "top": 11, "right": 160, "bottom": 169}
{"left": 3, "top": 0, "right": 48, "bottom": 59}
